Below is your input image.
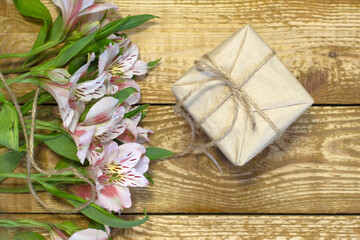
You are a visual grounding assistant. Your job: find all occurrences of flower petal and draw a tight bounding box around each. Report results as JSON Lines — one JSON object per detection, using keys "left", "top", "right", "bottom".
{"left": 82, "top": 97, "right": 119, "bottom": 125}
{"left": 74, "top": 73, "right": 107, "bottom": 101}
{"left": 72, "top": 126, "right": 95, "bottom": 164}
{"left": 116, "top": 118, "right": 138, "bottom": 143}
{"left": 69, "top": 228, "right": 108, "bottom": 240}
{"left": 67, "top": 184, "right": 93, "bottom": 200}
{"left": 98, "top": 43, "right": 119, "bottom": 75}
{"left": 122, "top": 60, "right": 148, "bottom": 79}
{"left": 70, "top": 52, "right": 96, "bottom": 85}
{"left": 115, "top": 143, "right": 146, "bottom": 169}
{"left": 97, "top": 184, "right": 131, "bottom": 212}
{"left": 68, "top": 100, "right": 85, "bottom": 133}
{"left": 135, "top": 155, "right": 150, "bottom": 174}
{"left": 41, "top": 82, "right": 74, "bottom": 130}
{"left": 123, "top": 168, "right": 149, "bottom": 187}
{"left": 135, "top": 127, "right": 154, "bottom": 144}
{"left": 78, "top": 2, "right": 118, "bottom": 17}
{"left": 112, "top": 44, "right": 138, "bottom": 73}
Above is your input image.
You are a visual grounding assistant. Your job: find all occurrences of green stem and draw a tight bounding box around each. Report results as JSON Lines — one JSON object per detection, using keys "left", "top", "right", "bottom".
{"left": 0, "top": 66, "right": 31, "bottom": 75}
{"left": 0, "top": 72, "right": 32, "bottom": 88}
{"left": 0, "top": 185, "right": 45, "bottom": 193}
{"left": 0, "top": 172, "right": 87, "bottom": 183}
{"left": 0, "top": 40, "right": 60, "bottom": 60}
{"left": 24, "top": 48, "right": 62, "bottom": 68}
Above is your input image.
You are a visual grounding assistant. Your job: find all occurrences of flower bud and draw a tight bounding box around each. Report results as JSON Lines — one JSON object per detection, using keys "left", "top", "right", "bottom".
{"left": 47, "top": 68, "right": 71, "bottom": 84}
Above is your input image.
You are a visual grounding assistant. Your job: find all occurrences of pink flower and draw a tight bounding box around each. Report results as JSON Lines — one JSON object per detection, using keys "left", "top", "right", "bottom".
{"left": 99, "top": 42, "right": 148, "bottom": 78}
{"left": 90, "top": 142, "right": 149, "bottom": 212}
{"left": 117, "top": 113, "right": 154, "bottom": 144}
{"left": 42, "top": 53, "right": 94, "bottom": 131}
{"left": 97, "top": 42, "right": 148, "bottom": 96}
{"left": 70, "top": 97, "right": 126, "bottom": 164}
{"left": 68, "top": 227, "right": 110, "bottom": 240}
{"left": 52, "top": 0, "right": 118, "bottom": 33}
{"left": 42, "top": 53, "right": 107, "bottom": 132}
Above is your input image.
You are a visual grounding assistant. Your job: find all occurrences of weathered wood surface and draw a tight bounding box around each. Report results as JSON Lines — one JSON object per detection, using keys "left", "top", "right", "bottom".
{"left": 0, "top": 106, "right": 359, "bottom": 214}
{"left": 0, "top": 0, "right": 360, "bottom": 104}
{"left": 1, "top": 0, "right": 360, "bottom": 238}
{"left": 1, "top": 214, "right": 360, "bottom": 239}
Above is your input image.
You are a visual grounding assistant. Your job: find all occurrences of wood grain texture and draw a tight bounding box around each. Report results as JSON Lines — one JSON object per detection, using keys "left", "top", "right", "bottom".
{"left": 1, "top": 214, "right": 360, "bottom": 239}
{"left": 0, "top": 0, "right": 360, "bottom": 104}
{"left": 0, "top": 106, "right": 359, "bottom": 214}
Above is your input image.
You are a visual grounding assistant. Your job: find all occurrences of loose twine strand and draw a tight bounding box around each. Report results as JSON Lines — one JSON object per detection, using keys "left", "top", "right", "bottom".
{"left": 0, "top": 72, "right": 96, "bottom": 213}
{"left": 173, "top": 51, "right": 283, "bottom": 174}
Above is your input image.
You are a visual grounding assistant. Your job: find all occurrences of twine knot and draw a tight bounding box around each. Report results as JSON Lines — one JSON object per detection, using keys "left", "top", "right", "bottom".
{"left": 174, "top": 50, "right": 284, "bottom": 174}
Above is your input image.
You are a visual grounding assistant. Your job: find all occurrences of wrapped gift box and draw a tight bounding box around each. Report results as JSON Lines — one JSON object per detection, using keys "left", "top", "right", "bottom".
{"left": 172, "top": 24, "right": 314, "bottom": 166}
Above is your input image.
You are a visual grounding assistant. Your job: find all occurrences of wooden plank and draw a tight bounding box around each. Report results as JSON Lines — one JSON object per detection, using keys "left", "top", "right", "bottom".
{"left": 0, "top": 106, "right": 359, "bottom": 214}
{"left": 0, "top": 0, "right": 360, "bottom": 104}
{"left": 1, "top": 214, "right": 360, "bottom": 239}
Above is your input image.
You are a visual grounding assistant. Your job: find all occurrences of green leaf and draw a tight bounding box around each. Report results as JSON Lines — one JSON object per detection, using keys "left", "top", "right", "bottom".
{"left": 14, "top": 232, "right": 46, "bottom": 240}
{"left": 140, "top": 110, "right": 148, "bottom": 121}
{"left": 53, "top": 32, "right": 96, "bottom": 68}
{"left": 148, "top": 58, "right": 161, "bottom": 68}
{"left": 96, "top": 15, "right": 157, "bottom": 40}
{"left": 17, "top": 90, "right": 37, "bottom": 103}
{"left": 88, "top": 220, "right": 106, "bottom": 232}
{"left": 68, "top": 56, "right": 87, "bottom": 75}
{"left": 36, "top": 180, "right": 149, "bottom": 228}
{"left": 145, "top": 147, "right": 174, "bottom": 161}
{"left": 48, "top": 15, "right": 64, "bottom": 42}
{"left": 76, "top": 38, "right": 112, "bottom": 57}
{"left": 54, "top": 221, "right": 82, "bottom": 236}
{"left": 0, "top": 151, "right": 24, "bottom": 183}
{"left": 143, "top": 172, "right": 154, "bottom": 185}
{"left": 13, "top": 0, "right": 52, "bottom": 57}
{"left": 114, "top": 87, "right": 137, "bottom": 104}
{"left": 55, "top": 158, "right": 87, "bottom": 175}
{"left": 95, "top": 16, "right": 130, "bottom": 40}
{"left": 0, "top": 100, "right": 19, "bottom": 150}
{"left": 13, "top": 0, "right": 52, "bottom": 26}
{"left": 124, "top": 104, "right": 149, "bottom": 119}
{"left": 20, "top": 91, "right": 53, "bottom": 114}
{"left": 44, "top": 134, "right": 79, "bottom": 161}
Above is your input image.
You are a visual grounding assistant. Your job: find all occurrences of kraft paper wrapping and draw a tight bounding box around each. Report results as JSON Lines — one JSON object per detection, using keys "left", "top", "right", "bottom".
{"left": 172, "top": 25, "right": 314, "bottom": 166}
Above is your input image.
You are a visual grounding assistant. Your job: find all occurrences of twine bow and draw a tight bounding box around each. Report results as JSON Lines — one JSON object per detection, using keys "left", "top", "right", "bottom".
{"left": 174, "top": 51, "right": 283, "bottom": 174}
{"left": 0, "top": 72, "right": 96, "bottom": 213}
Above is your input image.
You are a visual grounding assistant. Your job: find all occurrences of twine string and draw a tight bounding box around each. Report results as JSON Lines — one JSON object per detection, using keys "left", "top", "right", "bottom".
{"left": 174, "top": 50, "right": 283, "bottom": 173}
{"left": 0, "top": 72, "right": 96, "bottom": 213}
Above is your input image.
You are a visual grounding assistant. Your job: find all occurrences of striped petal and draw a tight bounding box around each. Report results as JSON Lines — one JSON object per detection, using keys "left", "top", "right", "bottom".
{"left": 74, "top": 73, "right": 107, "bottom": 101}
{"left": 78, "top": 2, "right": 118, "bottom": 17}
{"left": 97, "top": 184, "right": 131, "bottom": 212}
{"left": 82, "top": 97, "right": 119, "bottom": 125}
{"left": 99, "top": 43, "right": 119, "bottom": 75}
{"left": 69, "top": 228, "right": 108, "bottom": 240}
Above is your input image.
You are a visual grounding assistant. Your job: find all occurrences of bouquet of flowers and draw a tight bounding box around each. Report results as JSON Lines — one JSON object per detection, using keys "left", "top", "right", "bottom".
{"left": 0, "top": 0, "right": 173, "bottom": 239}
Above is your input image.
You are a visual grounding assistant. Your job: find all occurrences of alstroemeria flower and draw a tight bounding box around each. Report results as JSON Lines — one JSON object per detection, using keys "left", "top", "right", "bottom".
{"left": 117, "top": 113, "right": 153, "bottom": 144}
{"left": 68, "top": 227, "right": 110, "bottom": 240}
{"left": 42, "top": 53, "right": 106, "bottom": 132}
{"left": 41, "top": 53, "right": 94, "bottom": 131}
{"left": 90, "top": 142, "right": 149, "bottom": 212}
{"left": 70, "top": 96, "right": 126, "bottom": 164}
{"left": 52, "top": 0, "right": 118, "bottom": 33}
{"left": 97, "top": 42, "right": 148, "bottom": 96}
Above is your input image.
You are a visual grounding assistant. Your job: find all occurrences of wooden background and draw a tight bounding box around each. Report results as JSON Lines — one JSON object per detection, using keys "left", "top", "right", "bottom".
{"left": 1, "top": 0, "right": 360, "bottom": 239}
